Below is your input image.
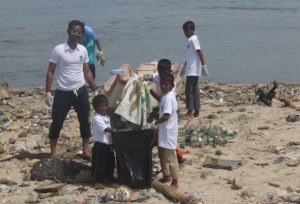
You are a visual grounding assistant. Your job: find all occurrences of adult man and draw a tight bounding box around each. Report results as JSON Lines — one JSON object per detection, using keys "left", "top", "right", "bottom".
{"left": 45, "top": 20, "right": 97, "bottom": 159}
{"left": 79, "top": 25, "right": 105, "bottom": 79}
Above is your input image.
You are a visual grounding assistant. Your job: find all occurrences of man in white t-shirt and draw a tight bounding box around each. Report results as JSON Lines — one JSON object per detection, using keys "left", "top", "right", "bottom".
{"left": 154, "top": 73, "right": 179, "bottom": 189}
{"left": 45, "top": 20, "right": 97, "bottom": 159}
{"left": 182, "top": 21, "right": 207, "bottom": 119}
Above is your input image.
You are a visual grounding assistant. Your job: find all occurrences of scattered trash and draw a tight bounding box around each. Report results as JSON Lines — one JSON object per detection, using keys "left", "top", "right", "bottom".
{"left": 115, "top": 186, "right": 131, "bottom": 202}
{"left": 203, "top": 156, "right": 246, "bottom": 170}
{"left": 97, "top": 193, "right": 114, "bottom": 203}
{"left": 184, "top": 124, "right": 237, "bottom": 148}
{"left": 255, "top": 81, "right": 278, "bottom": 107}
{"left": 286, "top": 114, "right": 300, "bottom": 122}
{"left": 286, "top": 141, "right": 300, "bottom": 146}
{"left": 0, "top": 184, "right": 12, "bottom": 193}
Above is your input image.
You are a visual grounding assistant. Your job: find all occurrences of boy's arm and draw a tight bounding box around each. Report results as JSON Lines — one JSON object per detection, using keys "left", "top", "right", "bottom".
{"left": 154, "top": 113, "right": 170, "bottom": 125}
{"left": 104, "top": 127, "right": 117, "bottom": 133}
{"left": 150, "top": 89, "right": 161, "bottom": 102}
{"left": 196, "top": 49, "right": 206, "bottom": 66}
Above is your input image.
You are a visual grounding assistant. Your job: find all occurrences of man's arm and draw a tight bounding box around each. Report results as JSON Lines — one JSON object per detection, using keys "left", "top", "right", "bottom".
{"left": 95, "top": 39, "right": 102, "bottom": 52}
{"left": 46, "top": 62, "right": 56, "bottom": 93}
{"left": 83, "top": 63, "right": 96, "bottom": 91}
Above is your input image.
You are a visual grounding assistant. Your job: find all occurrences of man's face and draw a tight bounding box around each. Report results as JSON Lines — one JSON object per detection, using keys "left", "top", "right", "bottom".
{"left": 68, "top": 25, "right": 83, "bottom": 43}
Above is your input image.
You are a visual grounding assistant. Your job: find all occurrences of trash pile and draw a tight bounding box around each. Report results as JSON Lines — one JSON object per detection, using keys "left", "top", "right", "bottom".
{"left": 183, "top": 123, "right": 237, "bottom": 148}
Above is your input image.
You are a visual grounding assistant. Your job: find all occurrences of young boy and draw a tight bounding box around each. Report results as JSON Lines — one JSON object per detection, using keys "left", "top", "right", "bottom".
{"left": 150, "top": 59, "right": 185, "bottom": 164}
{"left": 150, "top": 59, "right": 176, "bottom": 102}
{"left": 91, "top": 94, "right": 116, "bottom": 188}
{"left": 154, "top": 73, "right": 180, "bottom": 188}
{"left": 182, "top": 21, "right": 207, "bottom": 119}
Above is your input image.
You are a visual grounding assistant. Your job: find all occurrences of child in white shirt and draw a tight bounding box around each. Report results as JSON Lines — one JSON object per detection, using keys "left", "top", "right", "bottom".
{"left": 154, "top": 73, "right": 180, "bottom": 188}
{"left": 91, "top": 94, "right": 116, "bottom": 188}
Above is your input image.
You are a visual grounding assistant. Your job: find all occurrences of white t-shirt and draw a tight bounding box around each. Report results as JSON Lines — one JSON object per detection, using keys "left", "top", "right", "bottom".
{"left": 92, "top": 113, "right": 112, "bottom": 145}
{"left": 158, "top": 91, "right": 178, "bottom": 149}
{"left": 152, "top": 73, "right": 176, "bottom": 96}
{"left": 49, "top": 42, "right": 89, "bottom": 91}
{"left": 185, "top": 34, "right": 202, "bottom": 76}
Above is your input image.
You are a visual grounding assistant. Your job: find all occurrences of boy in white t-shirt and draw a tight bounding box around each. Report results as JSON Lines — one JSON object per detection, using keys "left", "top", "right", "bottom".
{"left": 182, "top": 21, "right": 207, "bottom": 119}
{"left": 91, "top": 94, "right": 116, "bottom": 188}
{"left": 154, "top": 73, "right": 180, "bottom": 188}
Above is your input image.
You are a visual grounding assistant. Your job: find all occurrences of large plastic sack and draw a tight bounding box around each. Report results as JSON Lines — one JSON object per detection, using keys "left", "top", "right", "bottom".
{"left": 112, "top": 129, "right": 153, "bottom": 189}
{"left": 115, "top": 73, "right": 152, "bottom": 127}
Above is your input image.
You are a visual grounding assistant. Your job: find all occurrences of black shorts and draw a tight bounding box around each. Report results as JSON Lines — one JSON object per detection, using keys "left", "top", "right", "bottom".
{"left": 48, "top": 85, "right": 91, "bottom": 140}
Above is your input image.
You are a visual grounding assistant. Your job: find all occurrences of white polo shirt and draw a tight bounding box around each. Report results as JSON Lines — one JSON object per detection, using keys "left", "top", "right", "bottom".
{"left": 49, "top": 42, "right": 89, "bottom": 91}
{"left": 92, "top": 113, "right": 112, "bottom": 145}
{"left": 158, "top": 91, "right": 178, "bottom": 150}
{"left": 185, "top": 34, "right": 202, "bottom": 76}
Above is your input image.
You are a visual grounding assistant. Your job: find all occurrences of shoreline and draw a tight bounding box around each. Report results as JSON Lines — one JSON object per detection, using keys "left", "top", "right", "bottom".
{"left": 1, "top": 80, "right": 300, "bottom": 203}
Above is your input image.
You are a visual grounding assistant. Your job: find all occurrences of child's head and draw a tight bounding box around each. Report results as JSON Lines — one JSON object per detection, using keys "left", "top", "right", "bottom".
{"left": 157, "top": 59, "right": 172, "bottom": 78}
{"left": 183, "top": 21, "right": 195, "bottom": 38}
{"left": 92, "top": 94, "right": 109, "bottom": 115}
{"left": 160, "top": 73, "right": 175, "bottom": 94}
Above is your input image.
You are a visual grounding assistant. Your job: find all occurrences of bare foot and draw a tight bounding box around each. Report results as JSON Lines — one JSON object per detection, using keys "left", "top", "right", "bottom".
{"left": 158, "top": 176, "right": 171, "bottom": 183}
{"left": 170, "top": 179, "right": 178, "bottom": 189}
{"left": 181, "top": 114, "right": 192, "bottom": 120}
{"left": 94, "top": 182, "right": 106, "bottom": 190}
{"left": 82, "top": 149, "right": 92, "bottom": 161}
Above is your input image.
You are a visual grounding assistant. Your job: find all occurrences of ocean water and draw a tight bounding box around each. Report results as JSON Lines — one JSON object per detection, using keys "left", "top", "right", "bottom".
{"left": 0, "top": 0, "right": 300, "bottom": 88}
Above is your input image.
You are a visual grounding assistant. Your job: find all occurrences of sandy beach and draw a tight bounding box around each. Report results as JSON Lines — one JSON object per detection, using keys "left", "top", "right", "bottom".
{"left": 0, "top": 81, "right": 300, "bottom": 204}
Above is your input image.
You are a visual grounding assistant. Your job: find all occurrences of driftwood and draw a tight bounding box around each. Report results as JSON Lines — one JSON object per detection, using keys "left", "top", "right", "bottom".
{"left": 151, "top": 180, "right": 203, "bottom": 204}
{"left": 0, "top": 151, "right": 50, "bottom": 162}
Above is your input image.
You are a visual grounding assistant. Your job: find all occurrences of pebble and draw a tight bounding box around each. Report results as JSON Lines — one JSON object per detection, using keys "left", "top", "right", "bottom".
{"left": 286, "top": 161, "right": 298, "bottom": 167}
{"left": 232, "top": 177, "right": 244, "bottom": 190}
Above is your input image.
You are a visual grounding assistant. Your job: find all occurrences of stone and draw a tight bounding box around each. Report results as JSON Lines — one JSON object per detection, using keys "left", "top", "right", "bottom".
{"left": 286, "top": 161, "right": 298, "bottom": 167}
{"left": 232, "top": 177, "right": 244, "bottom": 190}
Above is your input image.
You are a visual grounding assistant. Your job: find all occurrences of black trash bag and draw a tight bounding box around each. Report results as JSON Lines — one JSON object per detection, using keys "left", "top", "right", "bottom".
{"left": 112, "top": 129, "right": 153, "bottom": 189}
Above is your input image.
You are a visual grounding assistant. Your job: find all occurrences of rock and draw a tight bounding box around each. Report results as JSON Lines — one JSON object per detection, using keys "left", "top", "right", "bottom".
{"left": 287, "top": 185, "right": 294, "bottom": 192}
{"left": 241, "top": 189, "right": 254, "bottom": 199}
{"left": 232, "top": 177, "right": 244, "bottom": 190}
{"left": 207, "top": 114, "right": 218, "bottom": 119}
{"left": 284, "top": 194, "right": 300, "bottom": 203}
{"left": 268, "top": 182, "right": 280, "bottom": 188}
{"left": 257, "top": 126, "right": 269, "bottom": 130}
{"left": 286, "top": 161, "right": 298, "bottom": 167}
{"left": 215, "top": 149, "right": 222, "bottom": 155}
{"left": 30, "top": 158, "right": 92, "bottom": 183}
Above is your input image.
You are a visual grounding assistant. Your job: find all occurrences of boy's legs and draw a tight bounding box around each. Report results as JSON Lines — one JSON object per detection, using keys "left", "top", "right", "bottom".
{"left": 192, "top": 76, "right": 200, "bottom": 117}
{"left": 158, "top": 147, "right": 179, "bottom": 186}
{"left": 184, "top": 76, "right": 195, "bottom": 118}
{"left": 158, "top": 147, "right": 171, "bottom": 182}
{"left": 92, "top": 142, "right": 115, "bottom": 183}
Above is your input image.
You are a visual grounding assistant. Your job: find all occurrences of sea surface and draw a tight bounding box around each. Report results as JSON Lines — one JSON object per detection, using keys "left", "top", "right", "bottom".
{"left": 0, "top": 0, "right": 300, "bottom": 88}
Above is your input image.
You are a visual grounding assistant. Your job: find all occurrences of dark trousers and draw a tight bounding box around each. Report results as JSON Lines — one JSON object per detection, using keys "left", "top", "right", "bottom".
{"left": 92, "top": 142, "right": 115, "bottom": 182}
{"left": 48, "top": 85, "right": 91, "bottom": 140}
{"left": 185, "top": 76, "right": 200, "bottom": 110}
{"left": 89, "top": 64, "right": 95, "bottom": 79}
